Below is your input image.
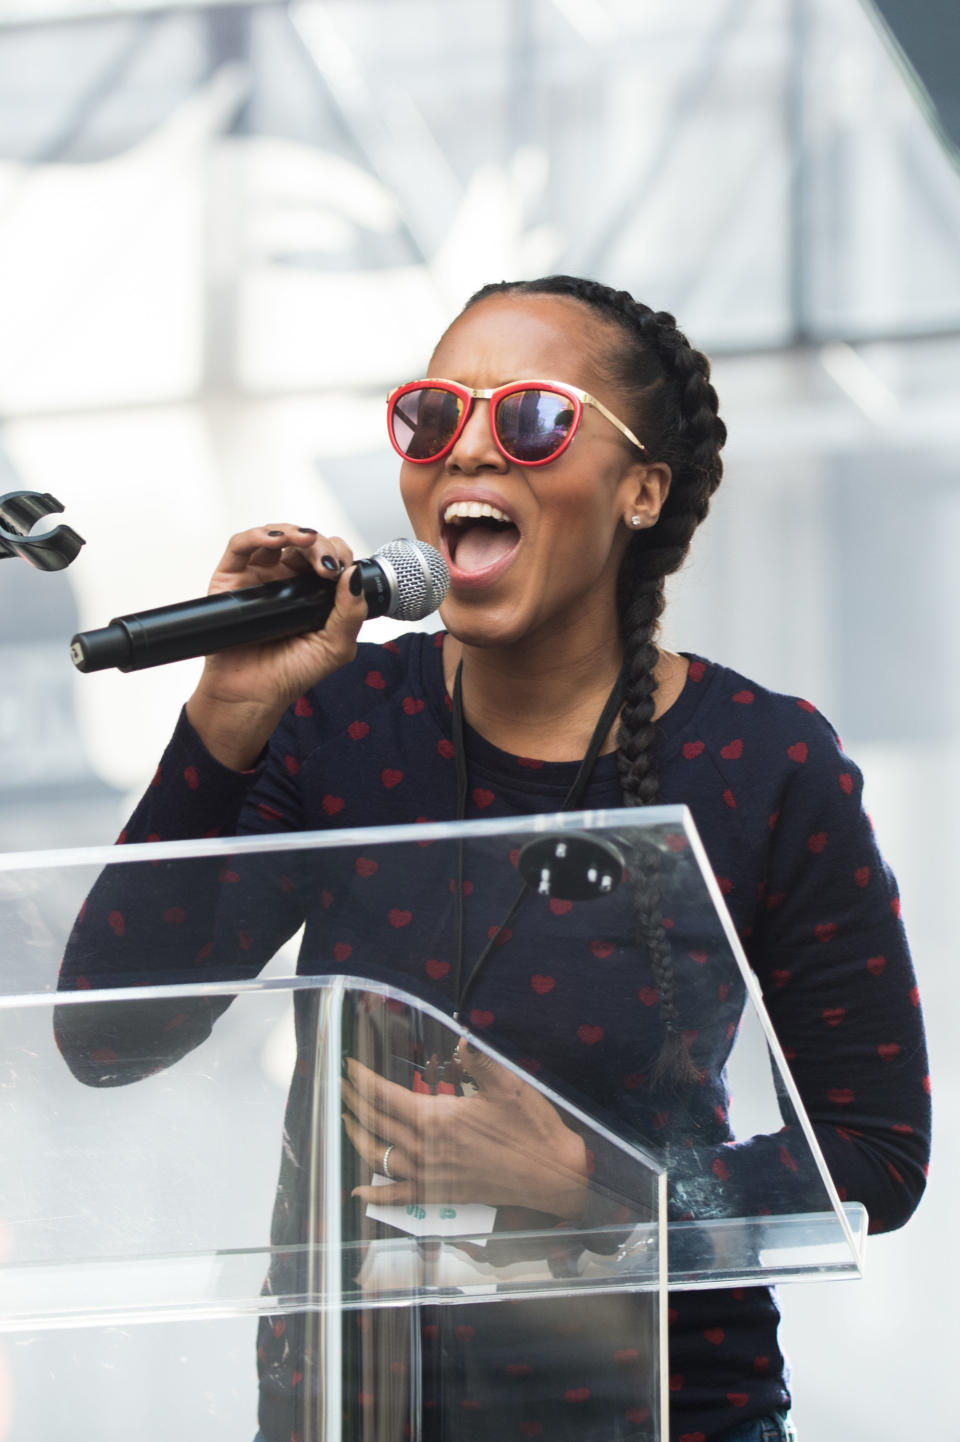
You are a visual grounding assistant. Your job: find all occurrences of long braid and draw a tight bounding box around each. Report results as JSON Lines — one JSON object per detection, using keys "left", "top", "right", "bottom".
{"left": 467, "top": 277, "right": 727, "bottom": 1085}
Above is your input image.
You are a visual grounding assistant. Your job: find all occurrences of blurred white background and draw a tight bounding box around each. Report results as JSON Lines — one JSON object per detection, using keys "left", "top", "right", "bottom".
{"left": 0, "top": 0, "right": 957, "bottom": 1437}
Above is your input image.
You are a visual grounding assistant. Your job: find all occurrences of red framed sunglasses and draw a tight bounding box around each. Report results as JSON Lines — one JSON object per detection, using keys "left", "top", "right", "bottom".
{"left": 386, "top": 378, "right": 647, "bottom": 467}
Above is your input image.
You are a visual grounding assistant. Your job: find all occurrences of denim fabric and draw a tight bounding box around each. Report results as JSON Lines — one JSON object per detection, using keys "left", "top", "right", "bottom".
{"left": 712, "top": 1413, "right": 797, "bottom": 1442}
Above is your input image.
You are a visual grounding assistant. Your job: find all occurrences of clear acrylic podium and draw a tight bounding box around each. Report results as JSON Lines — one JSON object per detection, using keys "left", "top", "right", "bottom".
{"left": 0, "top": 808, "right": 865, "bottom": 1441}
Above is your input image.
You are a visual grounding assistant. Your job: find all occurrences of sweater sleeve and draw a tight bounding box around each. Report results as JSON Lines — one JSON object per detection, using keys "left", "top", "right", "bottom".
{"left": 579, "top": 710, "right": 930, "bottom": 1249}
{"left": 55, "top": 707, "right": 309, "bottom": 1084}
{"left": 747, "top": 714, "right": 930, "bottom": 1234}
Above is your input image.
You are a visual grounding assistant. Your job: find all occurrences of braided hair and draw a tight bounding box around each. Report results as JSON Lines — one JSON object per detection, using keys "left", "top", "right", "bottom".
{"left": 465, "top": 276, "right": 727, "bottom": 1085}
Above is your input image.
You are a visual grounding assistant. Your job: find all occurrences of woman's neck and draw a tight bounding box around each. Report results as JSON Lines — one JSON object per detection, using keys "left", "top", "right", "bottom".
{"left": 442, "top": 634, "right": 689, "bottom": 763}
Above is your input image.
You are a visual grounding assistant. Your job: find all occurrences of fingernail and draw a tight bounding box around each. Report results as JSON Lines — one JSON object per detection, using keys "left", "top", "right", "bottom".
{"left": 349, "top": 566, "right": 363, "bottom": 596}
{"left": 299, "top": 527, "right": 317, "bottom": 534}
{"left": 321, "top": 555, "right": 339, "bottom": 572}
{"left": 267, "top": 530, "right": 284, "bottom": 537}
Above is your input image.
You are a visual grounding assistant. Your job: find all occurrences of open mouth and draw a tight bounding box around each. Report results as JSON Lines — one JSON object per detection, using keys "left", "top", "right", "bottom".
{"left": 441, "top": 501, "right": 521, "bottom": 575}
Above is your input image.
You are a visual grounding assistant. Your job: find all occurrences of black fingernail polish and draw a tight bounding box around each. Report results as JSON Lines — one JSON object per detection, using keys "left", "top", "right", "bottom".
{"left": 321, "top": 555, "right": 339, "bottom": 572}
{"left": 349, "top": 567, "right": 363, "bottom": 596}
{"left": 299, "top": 527, "right": 317, "bottom": 534}
{"left": 267, "top": 530, "right": 284, "bottom": 537}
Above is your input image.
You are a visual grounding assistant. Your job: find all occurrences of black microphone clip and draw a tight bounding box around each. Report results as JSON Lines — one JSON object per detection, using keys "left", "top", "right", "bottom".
{"left": 0, "top": 491, "right": 85, "bottom": 572}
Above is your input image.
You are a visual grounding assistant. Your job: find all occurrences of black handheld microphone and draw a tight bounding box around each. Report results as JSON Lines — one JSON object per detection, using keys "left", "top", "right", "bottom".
{"left": 69, "top": 538, "right": 449, "bottom": 674}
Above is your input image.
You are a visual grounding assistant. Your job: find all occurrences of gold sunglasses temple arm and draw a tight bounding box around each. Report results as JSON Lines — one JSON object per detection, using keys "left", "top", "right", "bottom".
{"left": 585, "top": 394, "right": 647, "bottom": 456}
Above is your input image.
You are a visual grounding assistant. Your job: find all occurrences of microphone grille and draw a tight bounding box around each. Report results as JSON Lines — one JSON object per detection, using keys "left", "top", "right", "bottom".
{"left": 374, "top": 539, "right": 450, "bottom": 622}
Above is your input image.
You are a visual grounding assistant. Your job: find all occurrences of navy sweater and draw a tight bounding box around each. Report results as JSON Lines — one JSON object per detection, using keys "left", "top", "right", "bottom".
{"left": 58, "top": 633, "right": 930, "bottom": 1442}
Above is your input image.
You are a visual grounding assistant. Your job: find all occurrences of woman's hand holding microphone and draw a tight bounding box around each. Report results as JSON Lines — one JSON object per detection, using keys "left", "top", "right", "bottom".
{"left": 185, "top": 524, "right": 367, "bottom": 772}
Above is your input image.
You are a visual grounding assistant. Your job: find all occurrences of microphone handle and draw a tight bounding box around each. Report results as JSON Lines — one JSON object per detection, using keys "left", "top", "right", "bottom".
{"left": 70, "top": 562, "right": 387, "bottom": 673}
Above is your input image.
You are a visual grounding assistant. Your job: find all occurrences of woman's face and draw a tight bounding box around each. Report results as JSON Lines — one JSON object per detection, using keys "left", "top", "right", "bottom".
{"left": 399, "top": 293, "right": 668, "bottom": 656}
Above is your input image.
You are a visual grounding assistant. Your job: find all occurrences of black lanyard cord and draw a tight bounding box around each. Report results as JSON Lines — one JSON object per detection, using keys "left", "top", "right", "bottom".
{"left": 450, "top": 659, "right": 625, "bottom": 1019}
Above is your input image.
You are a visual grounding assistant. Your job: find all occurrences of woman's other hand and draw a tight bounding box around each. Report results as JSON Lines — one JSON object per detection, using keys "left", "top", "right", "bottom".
{"left": 341, "top": 1044, "right": 589, "bottom": 1221}
{"left": 185, "top": 525, "right": 367, "bottom": 770}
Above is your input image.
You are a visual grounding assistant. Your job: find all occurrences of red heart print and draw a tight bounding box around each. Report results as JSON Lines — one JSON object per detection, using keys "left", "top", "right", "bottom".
{"left": 720, "top": 739, "right": 743, "bottom": 760}
{"left": 437, "top": 738, "right": 454, "bottom": 759}
{"left": 808, "top": 832, "right": 827, "bottom": 853}
{"left": 333, "top": 943, "right": 352, "bottom": 963}
{"left": 455, "top": 1325, "right": 474, "bottom": 1341}
{"left": 796, "top": 697, "right": 816, "bottom": 713}
{"left": 381, "top": 769, "right": 403, "bottom": 789}
{"left": 828, "top": 1087, "right": 855, "bottom": 1105}
{"left": 184, "top": 765, "right": 199, "bottom": 790}
{"left": 866, "top": 955, "right": 886, "bottom": 975}
{"left": 388, "top": 909, "right": 412, "bottom": 928}
{"left": 425, "top": 959, "right": 449, "bottom": 980}
{"left": 732, "top": 690, "right": 754, "bottom": 704}
{"left": 284, "top": 754, "right": 300, "bottom": 775}
{"left": 838, "top": 772, "right": 854, "bottom": 793}
{"left": 815, "top": 922, "right": 837, "bottom": 942}
{"left": 322, "top": 795, "right": 345, "bottom": 815}
{"left": 787, "top": 742, "right": 808, "bottom": 763}
{"left": 294, "top": 696, "right": 313, "bottom": 717}
{"left": 472, "top": 787, "right": 495, "bottom": 808}
{"left": 614, "top": 1348, "right": 639, "bottom": 1363}
{"left": 878, "top": 1043, "right": 900, "bottom": 1059}
{"left": 629, "top": 1411, "right": 653, "bottom": 1427}
{"left": 469, "top": 1009, "right": 494, "bottom": 1028}
{"left": 590, "top": 940, "right": 614, "bottom": 959}
{"left": 822, "top": 1007, "right": 845, "bottom": 1026}
{"left": 365, "top": 671, "right": 385, "bottom": 689}
{"left": 622, "top": 1072, "right": 646, "bottom": 1090}
{"left": 564, "top": 1388, "right": 590, "bottom": 1403}
{"left": 891, "top": 896, "right": 901, "bottom": 917}
{"left": 402, "top": 697, "right": 425, "bottom": 715}
{"left": 577, "top": 1024, "right": 604, "bottom": 1045}
{"left": 753, "top": 1356, "right": 770, "bottom": 1373}
{"left": 530, "top": 974, "right": 555, "bottom": 994}
{"left": 704, "top": 1328, "right": 725, "bottom": 1345}
{"left": 910, "top": 986, "right": 920, "bottom": 1008}
{"left": 689, "top": 950, "right": 708, "bottom": 965}
{"left": 727, "top": 1393, "right": 749, "bottom": 1408}
{"left": 722, "top": 788, "right": 737, "bottom": 809}
{"left": 854, "top": 867, "right": 870, "bottom": 887}
{"left": 717, "top": 877, "right": 733, "bottom": 894}
{"left": 108, "top": 910, "right": 125, "bottom": 937}
{"left": 347, "top": 721, "right": 370, "bottom": 740}
{"left": 712, "top": 1158, "right": 730, "bottom": 1181}
{"left": 682, "top": 740, "right": 705, "bottom": 759}
{"left": 549, "top": 898, "right": 573, "bottom": 915}
{"left": 637, "top": 987, "right": 659, "bottom": 1007}
{"left": 354, "top": 857, "right": 378, "bottom": 878}
{"left": 162, "top": 907, "right": 185, "bottom": 924}
{"left": 688, "top": 660, "right": 706, "bottom": 681}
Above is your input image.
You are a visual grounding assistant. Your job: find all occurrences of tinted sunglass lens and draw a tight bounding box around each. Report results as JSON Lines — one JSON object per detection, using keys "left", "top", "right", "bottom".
{"left": 392, "top": 387, "right": 464, "bottom": 460}
{"left": 495, "top": 389, "right": 576, "bottom": 461}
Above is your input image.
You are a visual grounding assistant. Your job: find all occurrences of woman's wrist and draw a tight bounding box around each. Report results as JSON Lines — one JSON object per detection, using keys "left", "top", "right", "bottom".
{"left": 185, "top": 690, "right": 285, "bottom": 772}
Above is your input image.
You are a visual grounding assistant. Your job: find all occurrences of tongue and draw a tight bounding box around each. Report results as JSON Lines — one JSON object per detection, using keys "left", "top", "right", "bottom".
{"left": 454, "top": 525, "right": 519, "bottom": 573}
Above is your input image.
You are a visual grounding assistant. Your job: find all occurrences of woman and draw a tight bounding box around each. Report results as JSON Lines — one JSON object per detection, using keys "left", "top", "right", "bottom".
{"left": 60, "top": 276, "right": 930, "bottom": 1441}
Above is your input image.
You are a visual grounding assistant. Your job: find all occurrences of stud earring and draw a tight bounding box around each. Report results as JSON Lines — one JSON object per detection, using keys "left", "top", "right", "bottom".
{"left": 630, "top": 515, "right": 643, "bottom": 527}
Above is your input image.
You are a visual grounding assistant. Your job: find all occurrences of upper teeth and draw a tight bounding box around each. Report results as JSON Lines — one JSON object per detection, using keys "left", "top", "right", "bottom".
{"left": 443, "top": 501, "right": 511, "bottom": 523}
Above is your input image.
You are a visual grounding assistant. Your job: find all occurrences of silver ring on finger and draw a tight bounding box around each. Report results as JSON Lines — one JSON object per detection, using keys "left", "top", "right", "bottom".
{"left": 381, "top": 1143, "right": 396, "bottom": 1180}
